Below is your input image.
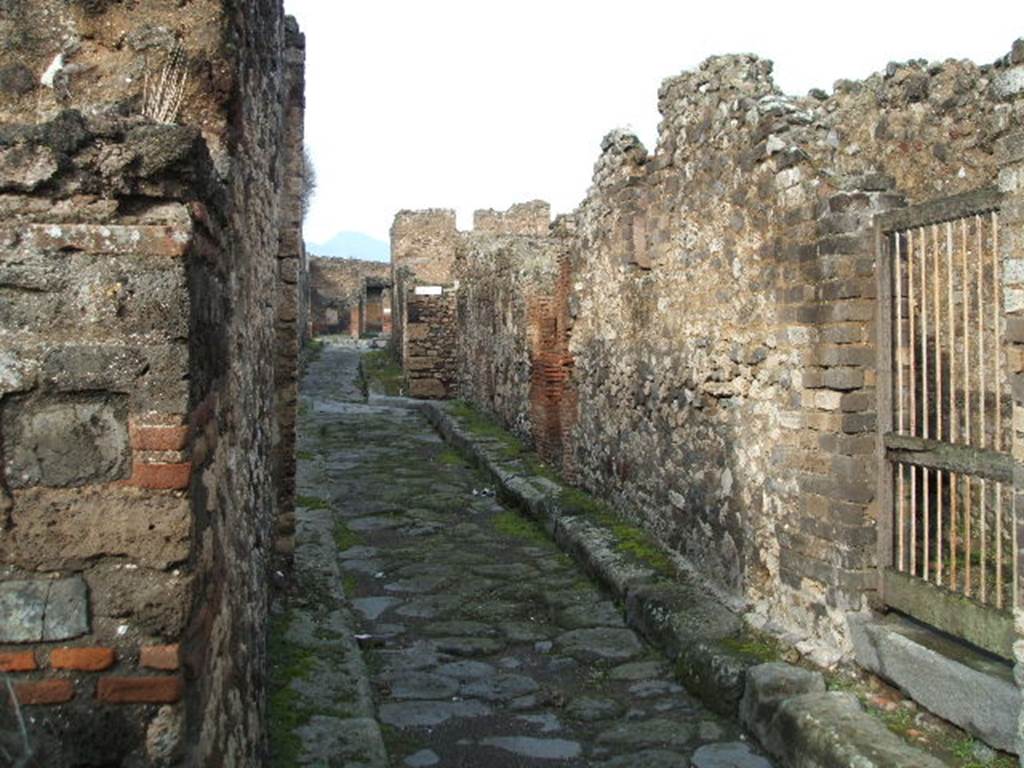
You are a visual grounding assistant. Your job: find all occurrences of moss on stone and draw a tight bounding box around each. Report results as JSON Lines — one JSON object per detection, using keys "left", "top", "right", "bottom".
{"left": 362, "top": 349, "right": 403, "bottom": 396}
{"left": 492, "top": 510, "right": 549, "bottom": 545}
{"left": 267, "top": 610, "right": 318, "bottom": 768}
{"left": 719, "top": 631, "right": 783, "bottom": 663}
{"left": 296, "top": 495, "right": 328, "bottom": 510}
{"left": 333, "top": 519, "right": 361, "bottom": 551}
{"left": 437, "top": 448, "right": 464, "bottom": 466}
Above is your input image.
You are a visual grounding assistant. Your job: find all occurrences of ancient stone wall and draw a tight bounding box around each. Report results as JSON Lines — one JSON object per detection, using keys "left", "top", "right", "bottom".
{"left": 434, "top": 42, "right": 1024, "bottom": 659}
{"left": 0, "top": 1, "right": 303, "bottom": 764}
{"left": 473, "top": 200, "right": 552, "bottom": 237}
{"left": 309, "top": 256, "right": 391, "bottom": 336}
{"left": 390, "top": 209, "right": 459, "bottom": 372}
{"left": 405, "top": 289, "right": 459, "bottom": 399}
{"left": 273, "top": 18, "right": 309, "bottom": 558}
{"left": 454, "top": 207, "right": 577, "bottom": 467}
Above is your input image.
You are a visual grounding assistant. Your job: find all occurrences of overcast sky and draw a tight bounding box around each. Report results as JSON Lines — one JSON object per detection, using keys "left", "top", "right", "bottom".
{"left": 284, "top": 0, "right": 1021, "bottom": 247}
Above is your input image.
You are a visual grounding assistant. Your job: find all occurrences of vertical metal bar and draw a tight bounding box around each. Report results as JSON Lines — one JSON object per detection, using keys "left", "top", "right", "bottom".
{"left": 908, "top": 228, "right": 918, "bottom": 577}
{"left": 962, "top": 218, "right": 972, "bottom": 596}
{"left": 921, "top": 226, "right": 930, "bottom": 581}
{"left": 947, "top": 221, "right": 958, "bottom": 587}
{"left": 933, "top": 223, "right": 943, "bottom": 584}
{"left": 896, "top": 231, "right": 905, "bottom": 571}
{"left": 993, "top": 211, "right": 1003, "bottom": 608}
{"left": 977, "top": 215, "right": 987, "bottom": 604}
{"left": 878, "top": 223, "right": 896, "bottom": 585}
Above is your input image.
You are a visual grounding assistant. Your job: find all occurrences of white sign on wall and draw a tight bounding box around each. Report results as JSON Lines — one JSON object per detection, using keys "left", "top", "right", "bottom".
{"left": 414, "top": 286, "right": 444, "bottom": 296}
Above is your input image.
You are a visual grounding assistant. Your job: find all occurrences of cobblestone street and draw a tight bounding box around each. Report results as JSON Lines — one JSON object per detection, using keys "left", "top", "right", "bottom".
{"left": 270, "top": 340, "right": 773, "bottom": 767}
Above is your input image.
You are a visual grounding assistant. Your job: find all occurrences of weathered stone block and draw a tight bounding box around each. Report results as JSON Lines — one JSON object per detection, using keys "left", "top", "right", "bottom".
{"left": 2, "top": 394, "right": 130, "bottom": 488}
{"left": 0, "top": 576, "right": 89, "bottom": 642}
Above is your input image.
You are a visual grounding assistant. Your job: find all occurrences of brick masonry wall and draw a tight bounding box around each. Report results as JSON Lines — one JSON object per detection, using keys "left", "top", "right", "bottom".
{"left": 435, "top": 43, "right": 1024, "bottom": 661}
{"left": 0, "top": 1, "right": 304, "bottom": 764}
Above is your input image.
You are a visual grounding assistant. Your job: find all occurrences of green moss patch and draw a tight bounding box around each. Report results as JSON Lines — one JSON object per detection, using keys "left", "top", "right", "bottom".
{"left": 719, "top": 630, "right": 783, "bottom": 664}
{"left": 492, "top": 510, "right": 549, "bottom": 545}
{"left": 557, "top": 488, "right": 673, "bottom": 576}
{"left": 362, "top": 349, "right": 404, "bottom": 396}
{"left": 333, "top": 520, "right": 361, "bottom": 551}
{"left": 296, "top": 495, "right": 328, "bottom": 510}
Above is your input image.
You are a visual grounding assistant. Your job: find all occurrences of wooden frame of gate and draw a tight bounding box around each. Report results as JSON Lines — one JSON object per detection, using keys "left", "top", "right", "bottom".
{"left": 875, "top": 187, "right": 1015, "bottom": 660}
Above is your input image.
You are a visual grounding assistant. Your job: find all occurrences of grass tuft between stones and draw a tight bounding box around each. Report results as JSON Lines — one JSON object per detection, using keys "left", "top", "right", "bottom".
{"left": 362, "top": 348, "right": 404, "bottom": 395}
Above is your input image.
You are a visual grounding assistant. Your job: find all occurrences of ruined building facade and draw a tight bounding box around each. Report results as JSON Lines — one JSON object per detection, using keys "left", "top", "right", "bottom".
{"left": 309, "top": 256, "right": 392, "bottom": 337}
{"left": 392, "top": 41, "right": 1024, "bottom": 752}
{"left": 0, "top": 1, "right": 309, "bottom": 764}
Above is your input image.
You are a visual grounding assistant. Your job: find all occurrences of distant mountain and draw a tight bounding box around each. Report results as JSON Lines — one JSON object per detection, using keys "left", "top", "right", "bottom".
{"left": 308, "top": 231, "right": 390, "bottom": 262}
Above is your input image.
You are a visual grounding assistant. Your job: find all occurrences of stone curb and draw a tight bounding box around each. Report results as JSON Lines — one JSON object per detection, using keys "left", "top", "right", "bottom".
{"left": 286, "top": 479, "right": 389, "bottom": 767}
{"left": 420, "top": 401, "right": 950, "bottom": 768}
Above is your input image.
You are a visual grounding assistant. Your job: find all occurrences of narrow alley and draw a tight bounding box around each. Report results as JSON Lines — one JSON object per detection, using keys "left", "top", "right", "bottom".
{"left": 270, "top": 340, "right": 774, "bottom": 767}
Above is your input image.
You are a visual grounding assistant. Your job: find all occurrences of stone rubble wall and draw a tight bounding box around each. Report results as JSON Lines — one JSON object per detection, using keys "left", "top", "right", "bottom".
{"left": 309, "top": 256, "right": 391, "bottom": 336}
{"left": 0, "top": 1, "right": 306, "bottom": 765}
{"left": 407, "top": 40, "right": 1024, "bottom": 662}
{"left": 405, "top": 288, "right": 459, "bottom": 399}
{"left": 390, "top": 209, "right": 459, "bottom": 373}
{"left": 273, "top": 17, "right": 309, "bottom": 561}
{"left": 472, "top": 200, "right": 552, "bottom": 237}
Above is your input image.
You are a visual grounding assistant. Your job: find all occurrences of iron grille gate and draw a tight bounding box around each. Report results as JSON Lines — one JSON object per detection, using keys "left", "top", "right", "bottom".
{"left": 876, "top": 188, "right": 1015, "bottom": 659}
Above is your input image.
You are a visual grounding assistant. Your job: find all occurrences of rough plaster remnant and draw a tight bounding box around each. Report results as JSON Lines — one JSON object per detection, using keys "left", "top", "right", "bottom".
{"left": 0, "top": 577, "right": 88, "bottom": 642}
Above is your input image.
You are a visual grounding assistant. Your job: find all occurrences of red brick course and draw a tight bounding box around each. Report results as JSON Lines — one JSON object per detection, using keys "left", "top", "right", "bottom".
{"left": 50, "top": 647, "right": 116, "bottom": 672}
{"left": 97, "top": 676, "right": 184, "bottom": 704}
{"left": 0, "top": 652, "right": 37, "bottom": 673}
{"left": 123, "top": 462, "right": 192, "bottom": 490}
{"left": 129, "top": 424, "right": 190, "bottom": 451}
{"left": 139, "top": 644, "right": 180, "bottom": 671}
{"left": 15, "top": 680, "right": 75, "bottom": 705}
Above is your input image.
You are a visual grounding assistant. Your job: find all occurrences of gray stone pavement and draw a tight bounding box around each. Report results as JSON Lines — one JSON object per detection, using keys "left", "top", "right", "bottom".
{"left": 270, "top": 339, "right": 774, "bottom": 767}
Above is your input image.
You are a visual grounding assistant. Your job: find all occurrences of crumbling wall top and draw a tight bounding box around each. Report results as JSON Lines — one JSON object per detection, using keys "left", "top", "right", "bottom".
{"left": 472, "top": 200, "right": 551, "bottom": 236}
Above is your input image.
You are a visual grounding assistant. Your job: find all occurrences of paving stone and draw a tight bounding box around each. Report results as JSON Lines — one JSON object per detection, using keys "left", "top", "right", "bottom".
{"left": 403, "top": 749, "right": 439, "bottom": 767}
{"left": 435, "top": 660, "right": 496, "bottom": 680}
{"left": 630, "top": 679, "right": 685, "bottom": 698}
{"left": 352, "top": 597, "right": 403, "bottom": 621}
{"left": 517, "top": 713, "right": 563, "bottom": 733}
{"left": 386, "top": 671, "right": 459, "bottom": 701}
{"left": 479, "top": 736, "right": 582, "bottom": 760}
{"left": 555, "top": 627, "right": 644, "bottom": 662}
{"left": 597, "top": 749, "right": 692, "bottom": 768}
{"left": 378, "top": 700, "right": 492, "bottom": 728}
{"left": 422, "top": 620, "right": 499, "bottom": 638}
{"left": 384, "top": 575, "right": 450, "bottom": 594}
{"left": 691, "top": 741, "right": 773, "bottom": 768}
{"left": 567, "top": 696, "right": 626, "bottom": 722}
{"left": 609, "top": 660, "right": 670, "bottom": 680}
{"left": 460, "top": 673, "right": 539, "bottom": 702}
{"left": 559, "top": 600, "right": 625, "bottom": 629}
{"left": 295, "top": 716, "right": 387, "bottom": 767}
{"left": 433, "top": 637, "right": 506, "bottom": 657}
{"left": 597, "top": 718, "right": 698, "bottom": 748}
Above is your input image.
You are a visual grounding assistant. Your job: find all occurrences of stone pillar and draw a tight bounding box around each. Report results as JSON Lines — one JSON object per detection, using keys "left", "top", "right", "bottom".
{"left": 997, "top": 130, "right": 1024, "bottom": 759}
